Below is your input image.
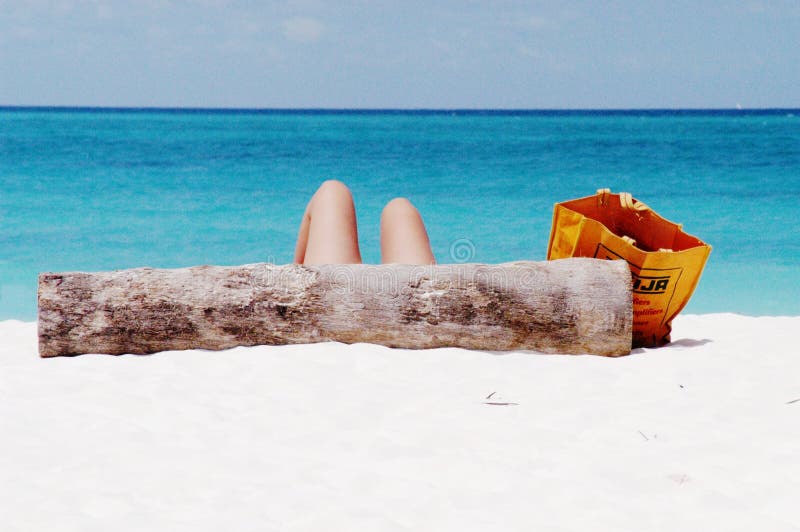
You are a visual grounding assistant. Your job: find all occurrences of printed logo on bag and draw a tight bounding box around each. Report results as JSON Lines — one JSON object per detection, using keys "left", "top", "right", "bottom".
{"left": 632, "top": 275, "right": 670, "bottom": 294}
{"left": 593, "top": 243, "right": 684, "bottom": 329}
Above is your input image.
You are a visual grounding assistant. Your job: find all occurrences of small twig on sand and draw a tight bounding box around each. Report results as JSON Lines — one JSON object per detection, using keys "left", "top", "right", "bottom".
{"left": 483, "top": 391, "right": 518, "bottom": 405}
{"left": 638, "top": 430, "right": 649, "bottom": 441}
{"left": 786, "top": 398, "right": 800, "bottom": 405}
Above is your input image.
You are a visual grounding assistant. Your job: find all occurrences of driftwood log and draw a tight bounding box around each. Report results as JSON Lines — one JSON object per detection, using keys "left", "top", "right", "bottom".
{"left": 38, "top": 258, "right": 632, "bottom": 357}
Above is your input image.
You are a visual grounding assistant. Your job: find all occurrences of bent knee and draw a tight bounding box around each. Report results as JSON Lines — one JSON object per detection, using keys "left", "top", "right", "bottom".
{"left": 313, "top": 179, "right": 354, "bottom": 205}
{"left": 317, "top": 179, "right": 352, "bottom": 196}
{"left": 381, "top": 197, "right": 418, "bottom": 221}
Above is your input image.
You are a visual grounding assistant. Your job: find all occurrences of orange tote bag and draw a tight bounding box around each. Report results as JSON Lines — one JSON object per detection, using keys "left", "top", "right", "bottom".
{"left": 547, "top": 189, "right": 711, "bottom": 348}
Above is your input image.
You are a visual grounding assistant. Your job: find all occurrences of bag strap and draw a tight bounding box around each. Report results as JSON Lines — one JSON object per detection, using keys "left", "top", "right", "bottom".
{"left": 619, "top": 192, "right": 683, "bottom": 231}
{"left": 597, "top": 189, "right": 652, "bottom": 212}
{"left": 619, "top": 192, "right": 651, "bottom": 212}
{"left": 596, "top": 188, "right": 611, "bottom": 206}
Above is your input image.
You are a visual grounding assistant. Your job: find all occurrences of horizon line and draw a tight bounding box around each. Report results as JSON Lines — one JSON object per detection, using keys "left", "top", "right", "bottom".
{"left": 1, "top": 105, "right": 799, "bottom": 113}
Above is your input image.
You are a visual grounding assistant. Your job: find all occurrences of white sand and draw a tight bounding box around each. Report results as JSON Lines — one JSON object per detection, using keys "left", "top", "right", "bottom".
{"left": 1, "top": 314, "right": 798, "bottom": 531}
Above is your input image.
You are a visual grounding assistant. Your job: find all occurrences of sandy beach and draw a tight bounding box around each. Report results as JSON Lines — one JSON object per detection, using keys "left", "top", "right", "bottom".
{"left": 1, "top": 314, "right": 798, "bottom": 531}
{"left": 3, "top": 1, "right": 798, "bottom": 530}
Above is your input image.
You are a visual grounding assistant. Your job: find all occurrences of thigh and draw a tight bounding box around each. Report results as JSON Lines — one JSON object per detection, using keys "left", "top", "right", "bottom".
{"left": 380, "top": 198, "right": 436, "bottom": 265}
{"left": 296, "top": 180, "right": 362, "bottom": 265}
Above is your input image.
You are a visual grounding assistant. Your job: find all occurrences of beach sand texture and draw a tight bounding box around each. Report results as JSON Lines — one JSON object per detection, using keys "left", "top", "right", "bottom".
{"left": 1, "top": 314, "right": 798, "bottom": 531}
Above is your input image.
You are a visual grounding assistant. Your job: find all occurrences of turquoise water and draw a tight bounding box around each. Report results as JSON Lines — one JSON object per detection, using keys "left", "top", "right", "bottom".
{"left": 1, "top": 108, "right": 798, "bottom": 320}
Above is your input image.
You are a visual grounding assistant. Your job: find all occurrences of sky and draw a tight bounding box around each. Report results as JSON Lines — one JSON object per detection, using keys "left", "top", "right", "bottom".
{"left": 1, "top": 0, "right": 799, "bottom": 109}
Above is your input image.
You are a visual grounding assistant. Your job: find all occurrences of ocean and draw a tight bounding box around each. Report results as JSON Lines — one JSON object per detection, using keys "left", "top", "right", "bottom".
{"left": 1, "top": 108, "right": 798, "bottom": 320}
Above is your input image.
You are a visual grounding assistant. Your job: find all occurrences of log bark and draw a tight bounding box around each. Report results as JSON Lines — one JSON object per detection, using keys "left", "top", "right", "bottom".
{"left": 38, "top": 258, "right": 632, "bottom": 357}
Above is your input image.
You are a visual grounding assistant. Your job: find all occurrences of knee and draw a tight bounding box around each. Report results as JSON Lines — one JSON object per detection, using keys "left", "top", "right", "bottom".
{"left": 317, "top": 179, "right": 352, "bottom": 197}
{"left": 381, "top": 197, "right": 418, "bottom": 222}
{"left": 313, "top": 179, "right": 354, "bottom": 205}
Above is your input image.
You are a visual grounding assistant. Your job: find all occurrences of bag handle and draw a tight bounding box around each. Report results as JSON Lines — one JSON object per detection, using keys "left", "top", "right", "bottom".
{"left": 596, "top": 188, "right": 611, "bottom": 206}
{"left": 619, "top": 192, "right": 651, "bottom": 212}
{"left": 596, "top": 189, "right": 651, "bottom": 212}
{"left": 595, "top": 190, "right": 683, "bottom": 253}
{"left": 619, "top": 191, "right": 684, "bottom": 231}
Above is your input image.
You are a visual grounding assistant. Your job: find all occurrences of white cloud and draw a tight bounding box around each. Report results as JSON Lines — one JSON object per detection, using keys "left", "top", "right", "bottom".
{"left": 514, "top": 15, "right": 555, "bottom": 31}
{"left": 430, "top": 38, "right": 453, "bottom": 54}
{"left": 12, "top": 26, "right": 39, "bottom": 39}
{"left": 519, "top": 16, "right": 549, "bottom": 29}
{"left": 94, "top": 2, "right": 113, "bottom": 20}
{"left": 517, "top": 46, "right": 574, "bottom": 73}
{"left": 282, "top": 17, "right": 324, "bottom": 43}
{"left": 518, "top": 46, "right": 542, "bottom": 59}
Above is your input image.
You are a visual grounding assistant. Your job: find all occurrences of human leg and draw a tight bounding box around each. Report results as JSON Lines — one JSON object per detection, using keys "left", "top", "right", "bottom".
{"left": 380, "top": 198, "right": 436, "bottom": 265}
{"left": 294, "top": 180, "right": 362, "bottom": 265}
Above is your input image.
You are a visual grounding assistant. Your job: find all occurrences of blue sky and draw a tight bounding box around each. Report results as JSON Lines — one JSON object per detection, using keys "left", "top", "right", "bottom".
{"left": 1, "top": 0, "right": 798, "bottom": 108}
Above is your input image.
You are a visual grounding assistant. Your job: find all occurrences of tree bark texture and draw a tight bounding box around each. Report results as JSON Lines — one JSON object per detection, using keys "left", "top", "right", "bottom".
{"left": 38, "top": 258, "right": 632, "bottom": 357}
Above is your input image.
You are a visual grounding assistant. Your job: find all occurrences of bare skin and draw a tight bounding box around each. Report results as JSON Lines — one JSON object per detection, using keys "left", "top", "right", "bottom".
{"left": 379, "top": 197, "right": 436, "bottom": 265}
{"left": 294, "top": 180, "right": 435, "bottom": 265}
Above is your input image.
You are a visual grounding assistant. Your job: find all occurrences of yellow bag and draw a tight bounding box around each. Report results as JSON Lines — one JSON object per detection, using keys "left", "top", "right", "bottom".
{"left": 547, "top": 189, "right": 711, "bottom": 348}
